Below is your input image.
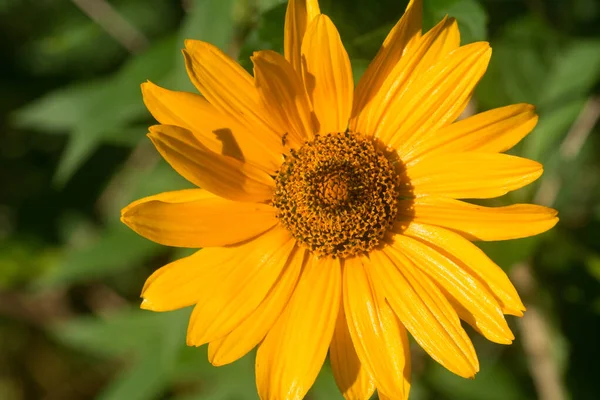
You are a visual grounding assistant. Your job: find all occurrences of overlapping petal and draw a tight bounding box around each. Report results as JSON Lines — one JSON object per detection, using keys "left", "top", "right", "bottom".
{"left": 370, "top": 248, "right": 479, "bottom": 378}
{"left": 398, "top": 222, "right": 526, "bottom": 316}
{"left": 405, "top": 104, "right": 538, "bottom": 162}
{"left": 142, "top": 227, "right": 293, "bottom": 316}
{"left": 148, "top": 125, "right": 274, "bottom": 203}
{"left": 185, "top": 226, "right": 296, "bottom": 346}
{"left": 330, "top": 305, "right": 376, "bottom": 400}
{"left": 141, "top": 81, "right": 281, "bottom": 172}
{"left": 397, "top": 196, "right": 559, "bottom": 241}
{"left": 284, "top": 0, "right": 321, "bottom": 73}
{"left": 208, "top": 247, "right": 304, "bottom": 366}
{"left": 183, "top": 40, "right": 283, "bottom": 152}
{"left": 256, "top": 255, "right": 341, "bottom": 400}
{"left": 378, "top": 42, "right": 491, "bottom": 154}
{"left": 351, "top": 16, "right": 460, "bottom": 137}
{"left": 301, "top": 14, "right": 353, "bottom": 134}
{"left": 120, "top": 189, "right": 278, "bottom": 248}
{"left": 351, "top": 0, "right": 422, "bottom": 121}
{"left": 403, "top": 153, "right": 543, "bottom": 199}
{"left": 390, "top": 233, "right": 514, "bottom": 344}
{"left": 252, "top": 50, "right": 315, "bottom": 146}
{"left": 343, "top": 256, "right": 411, "bottom": 399}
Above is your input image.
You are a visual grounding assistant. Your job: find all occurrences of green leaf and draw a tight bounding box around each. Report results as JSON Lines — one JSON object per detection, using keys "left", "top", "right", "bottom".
{"left": 102, "top": 125, "right": 151, "bottom": 147}
{"left": 12, "top": 80, "right": 104, "bottom": 133}
{"left": 179, "top": 0, "right": 238, "bottom": 51}
{"left": 53, "top": 308, "right": 189, "bottom": 357}
{"left": 477, "top": 236, "right": 543, "bottom": 272}
{"left": 54, "top": 308, "right": 190, "bottom": 400}
{"left": 37, "top": 223, "right": 161, "bottom": 288}
{"left": 423, "top": 0, "right": 488, "bottom": 44}
{"left": 308, "top": 362, "right": 344, "bottom": 399}
{"left": 521, "top": 98, "right": 586, "bottom": 162}
{"left": 539, "top": 39, "right": 600, "bottom": 108}
{"left": 428, "top": 361, "right": 528, "bottom": 400}
{"left": 256, "top": 0, "right": 287, "bottom": 12}
{"left": 38, "top": 163, "right": 191, "bottom": 288}
{"left": 0, "top": 240, "right": 59, "bottom": 288}
{"left": 21, "top": 0, "right": 177, "bottom": 76}
{"left": 14, "top": 37, "right": 177, "bottom": 186}
{"left": 99, "top": 350, "right": 172, "bottom": 400}
{"left": 351, "top": 59, "right": 370, "bottom": 85}
{"left": 238, "top": 3, "right": 286, "bottom": 72}
{"left": 172, "top": 347, "right": 258, "bottom": 400}
{"left": 476, "top": 16, "right": 560, "bottom": 109}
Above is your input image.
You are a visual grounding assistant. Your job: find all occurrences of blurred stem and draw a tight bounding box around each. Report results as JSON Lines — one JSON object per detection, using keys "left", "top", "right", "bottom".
{"left": 71, "top": 0, "right": 149, "bottom": 54}
{"left": 512, "top": 95, "right": 600, "bottom": 400}
{"left": 511, "top": 263, "right": 567, "bottom": 400}
{"left": 534, "top": 97, "right": 600, "bottom": 207}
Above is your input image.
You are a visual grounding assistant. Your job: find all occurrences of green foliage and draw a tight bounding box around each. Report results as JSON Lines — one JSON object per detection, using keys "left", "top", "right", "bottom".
{"left": 422, "top": 0, "right": 487, "bottom": 44}
{"left": 2, "top": 0, "right": 600, "bottom": 399}
{"left": 14, "top": 37, "right": 177, "bottom": 185}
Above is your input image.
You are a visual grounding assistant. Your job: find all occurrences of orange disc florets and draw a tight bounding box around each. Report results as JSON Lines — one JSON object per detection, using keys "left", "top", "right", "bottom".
{"left": 273, "top": 131, "right": 401, "bottom": 258}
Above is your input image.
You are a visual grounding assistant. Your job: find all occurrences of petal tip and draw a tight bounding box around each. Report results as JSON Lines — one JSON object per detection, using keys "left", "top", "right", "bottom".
{"left": 140, "top": 298, "right": 154, "bottom": 310}
{"left": 119, "top": 212, "right": 129, "bottom": 225}
{"left": 185, "top": 328, "right": 199, "bottom": 347}
{"left": 183, "top": 39, "right": 196, "bottom": 49}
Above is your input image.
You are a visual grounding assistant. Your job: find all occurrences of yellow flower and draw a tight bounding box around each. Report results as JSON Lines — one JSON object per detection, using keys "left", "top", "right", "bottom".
{"left": 121, "top": 0, "right": 558, "bottom": 398}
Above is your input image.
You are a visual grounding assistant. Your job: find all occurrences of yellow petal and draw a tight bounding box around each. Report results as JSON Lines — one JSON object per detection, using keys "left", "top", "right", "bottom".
{"left": 378, "top": 42, "right": 491, "bottom": 154}
{"left": 183, "top": 40, "right": 283, "bottom": 152}
{"left": 404, "top": 104, "right": 539, "bottom": 163}
{"left": 414, "top": 17, "right": 461, "bottom": 72}
{"left": 398, "top": 196, "right": 559, "bottom": 241}
{"left": 351, "top": 17, "right": 459, "bottom": 137}
{"left": 120, "top": 188, "right": 278, "bottom": 248}
{"left": 403, "top": 153, "right": 543, "bottom": 199}
{"left": 141, "top": 82, "right": 221, "bottom": 153}
{"left": 351, "top": 0, "right": 421, "bottom": 122}
{"left": 284, "top": 0, "right": 321, "bottom": 73}
{"left": 140, "top": 227, "right": 291, "bottom": 313}
{"left": 208, "top": 247, "right": 305, "bottom": 366}
{"left": 330, "top": 304, "right": 377, "bottom": 400}
{"left": 301, "top": 14, "right": 353, "bottom": 134}
{"left": 139, "top": 249, "right": 205, "bottom": 311}
{"left": 398, "top": 222, "right": 525, "bottom": 316}
{"left": 256, "top": 254, "right": 341, "bottom": 400}
{"left": 371, "top": 248, "right": 479, "bottom": 378}
{"left": 141, "top": 81, "right": 281, "bottom": 173}
{"left": 148, "top": 125, "right": 274, "bottom": 203}
{"left": 252, "top": 50, "right": 314, "bottom": 146}
{"left": 390, "top": 233, "right": 514, "bottom": 344}
{"left": 186, "top": 226, "right": 296, "bottom": 346}
{"left": 378, "top": 392, "right": 393, "bottom": 400}
{"left": 343, "top": 256, "right": 411, "bottom": 399}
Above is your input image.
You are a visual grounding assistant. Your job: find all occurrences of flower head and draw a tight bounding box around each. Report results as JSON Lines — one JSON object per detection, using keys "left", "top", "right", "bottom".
{"left": 121, "top": 0, "right": 558, "bottom": 398}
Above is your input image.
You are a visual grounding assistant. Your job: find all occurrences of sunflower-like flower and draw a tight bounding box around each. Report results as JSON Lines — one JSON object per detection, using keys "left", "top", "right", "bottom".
{"left": 121, "top": 0, "right": 558, "bottom": 398}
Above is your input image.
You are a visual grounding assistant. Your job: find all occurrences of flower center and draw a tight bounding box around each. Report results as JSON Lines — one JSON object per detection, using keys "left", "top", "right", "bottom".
{"left": 273, "top": 132, "right": 401, "bottom": 258}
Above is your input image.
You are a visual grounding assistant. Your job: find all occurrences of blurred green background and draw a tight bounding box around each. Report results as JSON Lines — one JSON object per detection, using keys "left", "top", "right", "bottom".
{"left": 1, "top": 0, "right": 599, "bottom": 398}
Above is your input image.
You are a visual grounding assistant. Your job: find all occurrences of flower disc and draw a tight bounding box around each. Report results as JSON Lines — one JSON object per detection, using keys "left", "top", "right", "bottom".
{"left": 273, "top": 132, "right": 400, "bottom": 258}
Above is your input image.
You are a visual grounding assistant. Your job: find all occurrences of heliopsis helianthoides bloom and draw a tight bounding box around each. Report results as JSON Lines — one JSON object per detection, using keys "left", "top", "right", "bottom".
{"left": 121, "top": 0, "right": 558, "bottom": 398}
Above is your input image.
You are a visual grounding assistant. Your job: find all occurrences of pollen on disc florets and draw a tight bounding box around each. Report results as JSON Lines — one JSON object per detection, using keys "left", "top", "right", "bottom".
{"left": 273, "top": 131, "right": 401, "bottom": 258}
